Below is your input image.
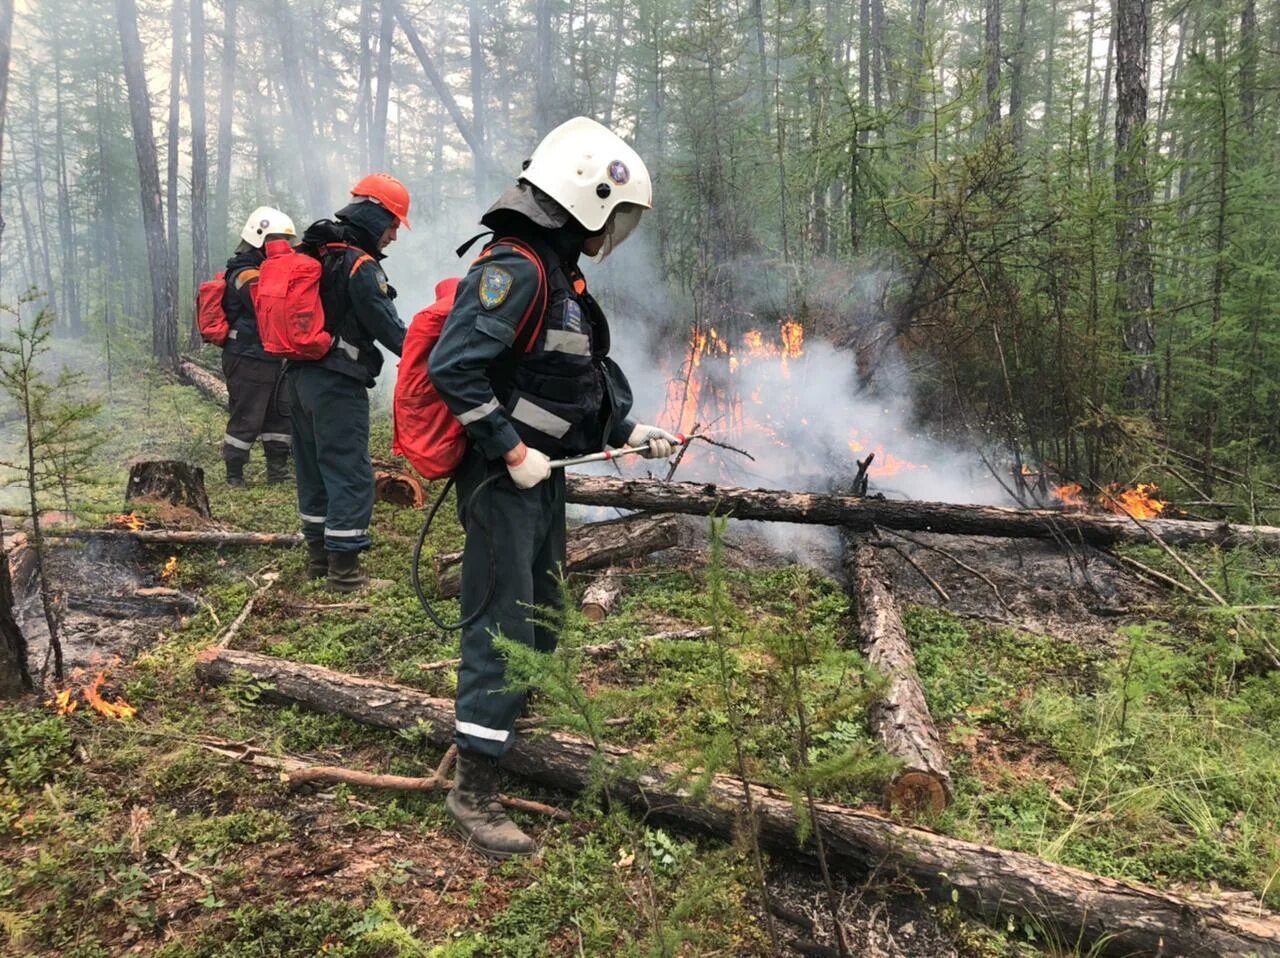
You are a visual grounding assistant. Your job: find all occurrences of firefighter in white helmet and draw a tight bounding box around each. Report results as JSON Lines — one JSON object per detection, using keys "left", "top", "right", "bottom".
{"left": 429, "top": 117, "right": 678, "bottom": 857}
{"left": 220, "top": 206, "right": 297, "bottom": 487}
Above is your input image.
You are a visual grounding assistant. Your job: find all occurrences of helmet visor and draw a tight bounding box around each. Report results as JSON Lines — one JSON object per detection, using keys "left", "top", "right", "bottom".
{"left": 591, "top": 204, "right": 645, "bottom": 261}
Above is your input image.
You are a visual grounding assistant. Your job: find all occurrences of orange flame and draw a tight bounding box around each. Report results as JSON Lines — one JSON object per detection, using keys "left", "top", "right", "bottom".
{"left": 1105, "top": 483, "right": 1166, "bottom": 520}
{"left": 781, "top": 320, "right": 804, "bottom": 359}
{"left": 1052, "top": 482, "right": 1087, "bottom": 509}
{"left": 50, "top": 688, "right": 76, "bottom": 716}
{"left": 160, "top": 556, "right": 178, "bottom": 581}
{"left": 110, "top": 512, "right": 147, "bottom": 532}
{"left": 83, "top": 672, "right": 136, "bottom": 721}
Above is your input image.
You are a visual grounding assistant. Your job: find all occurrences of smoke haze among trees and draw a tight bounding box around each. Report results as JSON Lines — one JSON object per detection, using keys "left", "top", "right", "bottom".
{"left": 1, "top": 0, "right": 1277, "bottom": 496}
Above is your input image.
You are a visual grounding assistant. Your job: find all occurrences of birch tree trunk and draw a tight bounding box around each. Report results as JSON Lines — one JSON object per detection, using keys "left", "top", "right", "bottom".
{"left": 117, "top": 0, "right": 178, "bottom": 365}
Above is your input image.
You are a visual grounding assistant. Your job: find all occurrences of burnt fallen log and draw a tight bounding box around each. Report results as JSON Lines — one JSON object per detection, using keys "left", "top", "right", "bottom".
{"left": 46, "top": 528, "right": 303, "bottom": 548}
{"left": 434, "top": 513, "right": 679, "bottom": 599}
{"left": 196, "top": 648, "right": 1280, "bottom": 958}
{"left": 177, "top": 358, "right": 229, "bottom": 408}
{"left": 566, "top": 475, "right": 1280, "bottom": 549}
{"left": 845, "top": 541, "right": 951, "bottom": 816}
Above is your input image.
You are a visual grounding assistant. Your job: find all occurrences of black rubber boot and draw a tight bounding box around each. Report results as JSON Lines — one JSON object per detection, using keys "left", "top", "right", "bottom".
{"left": 265, "top": 454, "right": 292, "bottom": 485}
{"left": 325, "top": 551, "right": 369, "bottom": 593}
{"left": 226, "top": 460, "right": 247, "bottom": 489}
{"left": 446, "top": 749, "right": 536, "bottom": 859}
{"left": 306, "top": 539, "right": 328, "bottom": 580}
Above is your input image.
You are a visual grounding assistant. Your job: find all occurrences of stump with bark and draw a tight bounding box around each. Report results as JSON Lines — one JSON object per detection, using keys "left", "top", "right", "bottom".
{"left": 194, "top": 648, "right": 1280, "bottom": 958}
{"left": 845, "top": 540, "right": 951, "bottom": 816}
{"left": 581, "top": 569, "right": 624, "bottom": 622}
{"left": 126, "top": 460, "right": 212, "bottom": 519}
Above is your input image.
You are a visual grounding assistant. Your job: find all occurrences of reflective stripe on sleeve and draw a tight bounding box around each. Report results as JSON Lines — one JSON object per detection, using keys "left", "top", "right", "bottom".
{"left": 324, "top": 527, "right": 369, "bottom": 538}
{"left": 457, "top": 397, "right": 501, "bottom": 426}
{"left": 259, "top": 432, "right": 292, "bottom": 444}
{"left": 223, "top": 433, "right": 253, "bottom": 450}
{"left": 455, "top": 720, "right": 510, "bottom": 743}
{"left": 511, "top": 398, "right": 572, "bottom": 439}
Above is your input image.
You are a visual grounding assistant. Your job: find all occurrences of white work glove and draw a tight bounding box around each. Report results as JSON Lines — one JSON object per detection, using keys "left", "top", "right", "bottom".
{"left": 505, "top": 444, "right": 552, "bottom": 489}
{"left": 627, "top": 423, "right": 680, "bottom": 460}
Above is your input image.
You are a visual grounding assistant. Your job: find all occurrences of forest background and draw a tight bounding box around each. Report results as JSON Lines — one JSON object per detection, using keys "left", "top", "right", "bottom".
{"left": 0, "top": 0, "right": 1276, "bottom": 501}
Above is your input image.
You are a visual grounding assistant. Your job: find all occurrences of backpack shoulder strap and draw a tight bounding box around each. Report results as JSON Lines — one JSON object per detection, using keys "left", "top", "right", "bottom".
{"left": 319, "top": 241, "right": 375, "bottom": 279}
{"left": 475, "top": 236, "right": 550, "bottom": 355}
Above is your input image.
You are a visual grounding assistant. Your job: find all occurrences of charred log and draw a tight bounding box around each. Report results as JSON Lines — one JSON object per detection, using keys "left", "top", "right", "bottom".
{"left": 434, "top": 513, "right": 679, "bottom": 599}
{"left": 196, "top": 648, "right": 1280, "bottom": 958}
{"left": 177, "top": 357, "right": 229, "bottom": 407}
{"left": 845, "top": 541, "right": 951, "bottom": 816}
{"left": 374, "top": 468, "right": 426, "bottom": 509}
{"left": 125, "top": 460, "right": 211, "bottom": 518}
{"left": 565, "top": 476, "right": 1280, "bottom": 549}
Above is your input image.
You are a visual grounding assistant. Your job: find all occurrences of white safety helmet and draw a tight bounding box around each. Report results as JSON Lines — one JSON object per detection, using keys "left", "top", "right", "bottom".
{"left": 520, "top": 116, "right": 652, "bottom": 258}
{"left": 240, "top": 205, "right": 297, "bottom": 248}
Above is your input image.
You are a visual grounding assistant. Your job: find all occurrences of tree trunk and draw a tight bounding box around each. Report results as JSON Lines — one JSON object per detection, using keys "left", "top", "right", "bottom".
{"left": 0, "top": 0, "right": 12, "bottom": 281}
{"left": 1114, "top": 0, "right": 1157, "bottom": 410}
{"left": 1096, "top": 0, "right": 1116, "bottom": 168}
{"left": 53, "top": 51, "right": 80, "bottom": 334}
{"left": 370, "top": 0, "right": 394, "bottom": 170}
{"left": 1044, "top": 0, "right": 1056, "bottom": 124}
{"left": 189, "top": 0, "right": 210, "bottom": 333}
{"left": 213, "top": 0, "right": 235, "bottom": 247}
{"left": 1241, "top": 0, "right": 1258, "bottom": 136}
{"left": 166, "top": 0, "right": 184, "bottom": 330}
{"left": 906, "top": 0, "right": 928, "bottom": 133}
{"left": 354, "top": 0, "right": 375, "bottom": 169}
{"left": 985, "top": 0, "right": 1001, "bottom": 128}
{"left": 194, "top": 648, "right": 1280, "bottom": 958}
{"left": 177, "top": 357, "right": 229, "bottom": 406}
{"left": 0, "top": 518, "right": 32, "bottom": 698}
{"left": 535, "top": 0, "right": 553, "bottom": 132}
{"left": 1009, "top": 0, "right": 1029, "bottom": 147}
{"left": 434, "top": 513, "right": 680, "bottom": 600}
{"left": 468, "top": 0, "right": 485, "bottom": 196}
{"left": 125, "top": 460, "right": 212, "bottom": 518}
{"left": 118, "top": 0, "right": 178, "bottom": 366}
{"left": 845, "top": 542, "right": 951, "bottom": 816}
{"left": 270, "top": 0, "right": 325, "bottom": 217}
{"left": 28, "top": 87, "right": 60, "bottom": 322}
{"left": 563, "top": 475, "right": 1280, "bottom": 549}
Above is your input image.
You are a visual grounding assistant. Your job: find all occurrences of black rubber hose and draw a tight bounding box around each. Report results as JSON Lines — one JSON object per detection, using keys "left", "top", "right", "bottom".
{"left": 411, "top": 473, "right": 500, "bottom": 631}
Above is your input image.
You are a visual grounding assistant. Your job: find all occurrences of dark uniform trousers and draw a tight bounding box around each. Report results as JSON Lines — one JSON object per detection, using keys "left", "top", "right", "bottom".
{"left": 454, "top": 445, "right": 566, "bottom": 758}
{"left": 221, "top": 352, "right": 291, "bottom": 464}
{"left": 286, "top": 364, "right": 374, "bottom": 553}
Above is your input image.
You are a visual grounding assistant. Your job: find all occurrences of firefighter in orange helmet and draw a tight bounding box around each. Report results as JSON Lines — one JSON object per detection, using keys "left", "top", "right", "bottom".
{"left": 285, "top": 174, "right": 410, "bottom": 591}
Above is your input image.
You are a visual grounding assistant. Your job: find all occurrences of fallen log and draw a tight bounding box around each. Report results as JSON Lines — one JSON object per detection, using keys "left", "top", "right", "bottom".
{"left": 45, "top": 528, "right": 304, "bottom": 548}
{"left": 374, "top": 468, "right": 427, "bottom": 509}
{"left": 845, "top": 541, "right": 951, "bottom": 817}
{"left": 565, "top": 475, "right": 1280, "bottom": 550}
{"left": 177, "top": 358, "right": 229, "bottom": 408}
{"left": 196, "top": 648, "right": 1280, "bottom": 958}
{"left": 581, "top": 569, "right": 624, "bottom": 622}
{"left": 433, "top": 513, "right": 679, "bottom": 599}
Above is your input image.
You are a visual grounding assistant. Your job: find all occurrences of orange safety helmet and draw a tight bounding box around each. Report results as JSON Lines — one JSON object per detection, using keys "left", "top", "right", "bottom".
{"left": 351, "top": 172, "right": 412, "bottom": 230}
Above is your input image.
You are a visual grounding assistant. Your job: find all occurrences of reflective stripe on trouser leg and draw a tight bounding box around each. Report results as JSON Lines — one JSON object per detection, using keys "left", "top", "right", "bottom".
{"left": 288, "top": 365, "right": 374, "bottom": 554}
{"left": 288, "top": 370, "right": 327, "bottom": 545}
{"left": 453, "top": 448, "right": 566, "bottom": 758}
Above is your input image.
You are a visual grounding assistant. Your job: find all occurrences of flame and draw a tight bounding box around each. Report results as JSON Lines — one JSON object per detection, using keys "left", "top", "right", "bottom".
{"left": 110, "top": 512, "right": 147, "bottom": 531}
{"left": 1105, "top": 483, "right": 1166, "bottom": 520}
{"left": 846, "top": 431, "right": 927, "bottom": 478}
{"left": 160, "top": 556, "right": 178, "bottom": 581}
{"left": 781, "top": 320, "right": 804, "bottom": 359}
{"left": 1052, "top": 482, "right": 1087, "bottom": 509}
{"left": 83, "top": 672, "right": 136, "bottom": 721}
{"left": 51, "top": 688, "right": 77, "bottom": 715}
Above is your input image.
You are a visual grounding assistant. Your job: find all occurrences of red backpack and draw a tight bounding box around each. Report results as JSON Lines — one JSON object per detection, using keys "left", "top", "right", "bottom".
{"left": 254, "top": 239, "right": 373, "bottom": 360}
{"left": 392, "top": 239, "right": 548, "bottom": 479}
{"left": 195, "top": 272, "right": 230, "bottom": 346}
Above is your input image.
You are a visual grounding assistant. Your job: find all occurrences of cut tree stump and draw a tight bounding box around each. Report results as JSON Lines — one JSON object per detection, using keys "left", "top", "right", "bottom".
{"left": 845, "top": 540, "right": 951, "bottom": 816}
{"left": 126, "top": 460, "right": 212, "bottom": 519}
{"left": 374, "top": 468, "right": 427, "bottom": 508}
{"left": 177, "top": 358, "right": 229, "bottom": 408}
{"left": 565, "top": 475, "right": 1280, "bottom": 549}
{"left": 581, "top": 569, "right": 624, "bottom": 622}
{"left": 195, "top": 648, "right": 1280, "bottom": 958}
{"left": 433, "top": 513, "right": 679, "bottom": 599}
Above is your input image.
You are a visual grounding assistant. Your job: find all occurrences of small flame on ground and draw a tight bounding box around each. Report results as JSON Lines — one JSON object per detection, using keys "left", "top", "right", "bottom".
{"left": 110, "top": 512, "right": 147, "bottom": 532}
{"left": 1053, "top": 482, "right": 1088, "bottom": 509}
{"left": 51, "top": 689, "right": 76, "bottom": 716}
{"left": 46, "top": 669, "right": 137, "bottom": 721}
{"left": 1051, "top": 481, "right": 1165, "bottom": 518}
{"left": 160, "top": 555, "right": 178, "bottom": 581}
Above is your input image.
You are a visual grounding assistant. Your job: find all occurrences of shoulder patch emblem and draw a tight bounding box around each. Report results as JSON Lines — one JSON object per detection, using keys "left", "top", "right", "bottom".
{"left": 479, "top": 265, "right": 514, "bottom": 310}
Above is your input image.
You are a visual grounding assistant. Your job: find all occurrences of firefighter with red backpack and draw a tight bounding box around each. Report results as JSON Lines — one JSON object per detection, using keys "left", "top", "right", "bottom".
{"left": 196, "top": 206, "right": 297, "bottom": 487}
{"left": 425, "top": 117, "right": 678, "bottom": 857}
{"left": 270, "top": 175, "right": 409, "bottom": 592}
